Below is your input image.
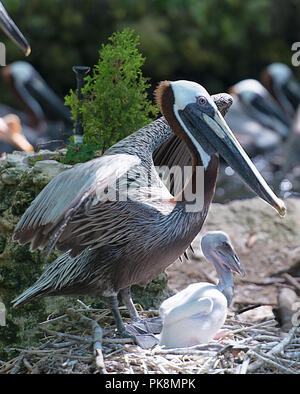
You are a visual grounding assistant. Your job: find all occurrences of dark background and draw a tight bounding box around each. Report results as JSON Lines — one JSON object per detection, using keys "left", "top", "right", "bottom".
{"left": 1, "top": 0, "right": 300, "bottom": 106}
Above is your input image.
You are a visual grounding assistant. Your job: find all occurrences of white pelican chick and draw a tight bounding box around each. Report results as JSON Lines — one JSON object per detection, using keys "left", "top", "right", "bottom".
{"left": 159, "top": 231, "right": 245, "bottom": 348}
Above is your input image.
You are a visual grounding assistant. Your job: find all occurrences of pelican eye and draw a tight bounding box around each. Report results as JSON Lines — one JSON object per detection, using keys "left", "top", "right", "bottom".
{"left": 197, "top": 96, "right": 207, "bottom": 105}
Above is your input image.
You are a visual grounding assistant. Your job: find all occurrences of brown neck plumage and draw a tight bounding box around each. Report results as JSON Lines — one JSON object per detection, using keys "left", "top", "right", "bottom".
{"left": 154, "top": 81, "right": 201, "bottom": 170}
{"left": 155, "top": 81, "right": 218, "bottom": 205}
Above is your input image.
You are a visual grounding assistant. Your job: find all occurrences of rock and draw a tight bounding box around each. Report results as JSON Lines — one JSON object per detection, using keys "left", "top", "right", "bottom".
{"left": 1, "top": 167, "right": 24, "bottom": 185}
{"left": 276, "top": 288, "right": 300, "bottom": 330}
{"left": 237, "top": 305, "right": 275, "bottom": 323}
{"left": 32, "top": 160, "right": 72, "bottom": 180}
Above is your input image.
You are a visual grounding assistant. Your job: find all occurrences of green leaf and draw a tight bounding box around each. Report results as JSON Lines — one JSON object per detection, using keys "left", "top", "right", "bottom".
{"left": 64, "top": 27, "right": 158, "bottom": 162}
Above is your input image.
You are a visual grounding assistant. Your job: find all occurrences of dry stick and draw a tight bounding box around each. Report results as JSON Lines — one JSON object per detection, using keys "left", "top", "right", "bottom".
{"left": 282, "top": 273, "right": 300, "bottom": 292}
{"left": 248, "top": 326, "right": 298, "bottom": 372}
{"left": 236, "top": 355, "right": 251, "bottom": 374}
{"left": 283, "top": 350, "right": 300, "bottom": 359}
{"left": 39, "top": 326, "right": 92, "bottom": 344}
{"left": 0, "top": 357, "right": 19, "bottom": 374}
{"left": 41, "top": 353, "right": 93, "bottom": 362}
{"left": 248, "top": 349, "right": 297, "bottom": 374}
{"left": 225, "top": 320, "right": 279, "bottom": 337}
{"left": 9, "top": 353, "right": 25, "bottom": 374}
{"left": 264, "top": 351, "right": 300, "bottom": 366}
{"left": 39, "top": 314, "right": 68, "bottom": 325}
{"left": 66, "top": 308, "right": 107, "bottom": 374}
{"left": 198, "top": 355, "right": 218, "bottom": 374}
{"left": 22, "top": 358, "right": 33, "bottom": 373}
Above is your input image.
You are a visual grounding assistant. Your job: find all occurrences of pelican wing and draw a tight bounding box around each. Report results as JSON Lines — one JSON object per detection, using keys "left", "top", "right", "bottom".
{"left": 13, "top": 153, "right": 141, "bottom": 254}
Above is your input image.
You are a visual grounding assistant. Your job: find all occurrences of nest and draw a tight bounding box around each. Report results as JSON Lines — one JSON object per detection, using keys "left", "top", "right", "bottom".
{"left": 1, "top": 302, "right": 299, "bottom": 374}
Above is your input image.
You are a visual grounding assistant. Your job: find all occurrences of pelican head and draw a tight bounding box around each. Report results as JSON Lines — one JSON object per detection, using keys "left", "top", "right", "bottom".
{"left": 0, "top": 1, "right": 31, "bottom": 56}
{"left": 261, "top": 63, "right": 300, "bottom": 118}
{"left": 201, "top": 231, "right": 245, "bottom": 305}
{"left": 155, "top": 80, "right": 286, "bottom": 216}
{"left": 229, "top": 79, "right": 291, "bottom": 138}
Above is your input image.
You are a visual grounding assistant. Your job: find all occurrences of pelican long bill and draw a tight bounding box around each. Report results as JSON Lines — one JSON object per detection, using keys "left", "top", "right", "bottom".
{"left": 176, "top": 90, "right": 286, "bottom": 217}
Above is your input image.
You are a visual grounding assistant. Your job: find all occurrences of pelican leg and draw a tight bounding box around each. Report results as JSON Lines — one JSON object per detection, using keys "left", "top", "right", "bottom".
{"left": 107, "top": 294, "right": 135, "bottom": 338}
{"left": 120, "top": 287, "right": 140, "bottom": 321}
{"left": 107, "top": 294, "right": 159, "bottom": 349}
{"left": 120, "top": 286, "right": 163, "bottom": 335}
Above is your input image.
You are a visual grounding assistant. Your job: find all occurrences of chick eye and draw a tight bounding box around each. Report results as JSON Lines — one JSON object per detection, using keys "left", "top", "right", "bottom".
{"left": 197, "top": 96, "right": 207, "bottom": 105}
{"left": 222, "top": 242, "right": 231, "bottom": 250}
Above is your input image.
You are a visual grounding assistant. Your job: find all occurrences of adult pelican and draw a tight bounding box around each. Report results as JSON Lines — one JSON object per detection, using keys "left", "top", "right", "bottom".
{"left": 13, "top": 80, "right": 285, "bottom": 345}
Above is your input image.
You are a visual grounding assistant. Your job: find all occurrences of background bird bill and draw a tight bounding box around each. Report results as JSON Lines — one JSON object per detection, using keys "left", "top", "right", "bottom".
{"left": 0, "top": 1, "right": 31, "bottom": 56}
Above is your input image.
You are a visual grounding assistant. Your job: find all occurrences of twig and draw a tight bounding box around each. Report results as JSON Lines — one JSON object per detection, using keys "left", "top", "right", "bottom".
{"left": 43, "top": 353, "right": 93, "bottom": 362}
{"left": 65, "top": 308, "right": 107, "bottom": 374}
{"left": 39, "top": 314, "right": 68, "bottom": 325}
{"left": 22, "top": 358, "right": 33, "bottom": 373}
{"left": 282, "top": 273, "right": 300, "bottom": 292}
{"left": 103, "top": 337, "right": 133, "bottom": 344}
{"left": 283, "top": 350, "right": 300, "bottom": 359}
{"left": 0, "top": 357, "right": 19, "bottom": 374}
{"left": 236, "top": 355, "right": 250, "bottom": 374}
{"left": 248, "top": 349, "right": 297, "bottom": 374}
{"left": 77, "top": 299, "right": 91, "bottom": 310}
{"left": 267, "top": 326, "right": 298, "bottom": 356}
{"left": 39, "top": 326, "right": 92, "bottom": 344}
{"left": 228, "top": 320, "right": 279, "bottom": 336}
{"left": 248, "top": 326, "right": 298, "bottom": 372}
{"left": 10, "top": 353, "right": 25, "bottom": 374}
{"left": 124, "top": 354, "right": 134, "bottom": 374}
{"left": 198, "top": 356, "right": 218, "bottom": 373}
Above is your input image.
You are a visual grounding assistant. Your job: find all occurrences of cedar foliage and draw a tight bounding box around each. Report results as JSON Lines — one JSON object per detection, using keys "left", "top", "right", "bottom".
{"left": 64, "top": 28, "right": 158, "bottom": 163}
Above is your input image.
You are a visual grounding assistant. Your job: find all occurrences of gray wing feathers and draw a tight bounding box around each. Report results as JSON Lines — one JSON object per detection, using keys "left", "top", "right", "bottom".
{"left": 12, "top": 249, "right": 95, "bottom": 307}
{"left": 13, "top": 154, "right": 141, "bottom": 253}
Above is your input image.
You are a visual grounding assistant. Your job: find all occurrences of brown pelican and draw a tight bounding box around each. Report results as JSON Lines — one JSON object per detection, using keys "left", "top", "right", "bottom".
{"left": 1, "top": 61, "right": 73, "bottom": 143}
{"left": 0, "top": 2, "right": 36, "bottom": 154}
{"left": 12, "top": 80, "right": 285, "bottom": 344}
{"left": 0, "top": 114, "right": 33, "bottom": 152}
{"left": 261, "top": 63, "right": 300, "bottom": 119}
{"left": 261, "top": 64, "right": 300, "bottom": 185}
{"left": 0, "top": 4, "right": 71, "bottom": 152}
{"left": 0, "top": 1, "right": 30, "bottom": 55}
{"left": 229, "top": 79, "right": 291, "bottom": 142}
{"left": 159, "top": 231, "right": 244, "bottom": 348}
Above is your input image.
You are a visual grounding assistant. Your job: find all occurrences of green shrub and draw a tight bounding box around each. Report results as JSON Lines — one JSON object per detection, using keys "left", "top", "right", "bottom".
{"left": 64, "top": 27, "right": 158, "bottom": 163}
